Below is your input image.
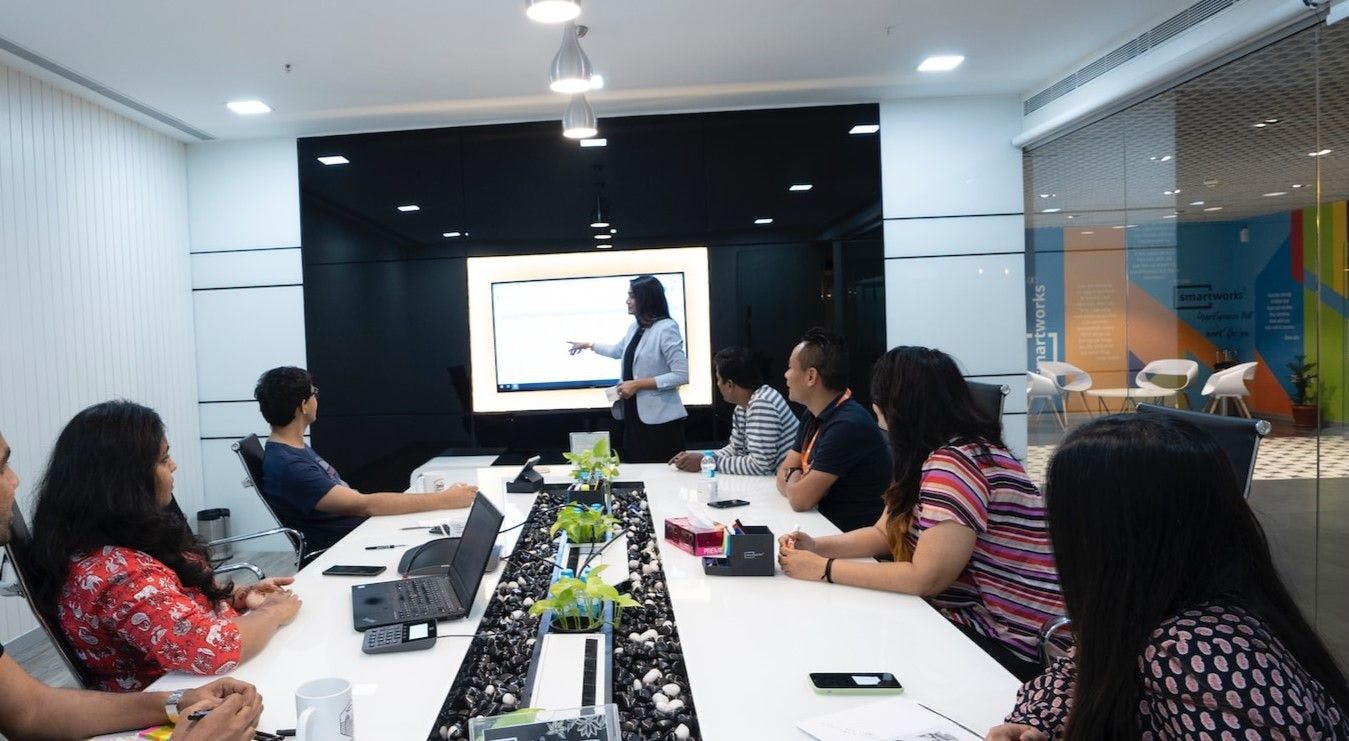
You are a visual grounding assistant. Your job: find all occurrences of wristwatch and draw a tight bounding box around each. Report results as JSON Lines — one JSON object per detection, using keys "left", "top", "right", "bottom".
{"left": 165, "top": 689, "right": 186, "bottom": 723}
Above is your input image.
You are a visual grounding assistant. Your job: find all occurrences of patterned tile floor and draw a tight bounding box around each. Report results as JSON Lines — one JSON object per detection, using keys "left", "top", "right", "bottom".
{"left": 1024, "top": 433, "right": 1349, "bottom": 483}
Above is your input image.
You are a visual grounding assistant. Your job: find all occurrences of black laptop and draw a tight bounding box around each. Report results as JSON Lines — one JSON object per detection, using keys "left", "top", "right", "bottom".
{"left": 351, "top": 493, "right": 504, "bottom": 631}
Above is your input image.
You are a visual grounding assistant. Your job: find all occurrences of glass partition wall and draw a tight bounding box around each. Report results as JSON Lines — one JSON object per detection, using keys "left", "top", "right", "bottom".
{"left": 1024, "top": 19, "right": 1348, "bottom": 664}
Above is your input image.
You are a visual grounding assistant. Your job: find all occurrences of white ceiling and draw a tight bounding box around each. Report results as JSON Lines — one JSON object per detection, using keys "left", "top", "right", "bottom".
{"left": 0, "top": 1, "right": 1195, "bottom": 141}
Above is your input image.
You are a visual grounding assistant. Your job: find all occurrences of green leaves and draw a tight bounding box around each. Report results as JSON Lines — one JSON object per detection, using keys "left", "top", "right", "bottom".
{"left": 527, "top": 567, "right": 639, "bottom": 631}
{"left": 566, "top": 437, "right": 621, "bottom": 482}
{"left": 549, "top": 504, "right": 619, "bottom": 544}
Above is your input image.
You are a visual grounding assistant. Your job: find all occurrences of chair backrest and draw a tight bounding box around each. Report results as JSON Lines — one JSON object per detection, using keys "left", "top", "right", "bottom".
{"left": 4, "top": 502, "right": 98, "bottom": 688}
{"left": 1136, "top": 403, "right": 1271, "bottom": 497}
{"left": 967, "top": 380, "right": 1010, "bottom": 423}
{"left": 1037, "top": 361, "right": 1092, "bottom": 392}
{"left": 1202, "top": 361, "right": 1258, "bottom": 395}
{"left": 1136, "top": 359, "right": 1199, "bottom": 389}
{"left": 232, "top": 434, "right": 287, "bottom": 530}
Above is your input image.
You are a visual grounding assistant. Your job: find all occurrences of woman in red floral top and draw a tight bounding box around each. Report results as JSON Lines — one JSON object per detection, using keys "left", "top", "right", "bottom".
{"left": 989, "top": 415, "right": 1349, "bottom": 740}
{"left": 29, "top": 401, "right": 302, "bottom": 692}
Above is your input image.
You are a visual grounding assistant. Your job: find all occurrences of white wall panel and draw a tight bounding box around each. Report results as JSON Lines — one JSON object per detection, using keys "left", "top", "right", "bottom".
{"left": 885, "top": 255, "right": 1026, "bottom": 376}
{"left": 883, "top": 214, "right": 1023, "bottom": 259}
{"left": 200, "top": 401, "right": 270, "bottom": 438}
{"left": 193, "top": 287, "right": 307, "bottom": 401}
{"left": 191, "top": 248, "right": 302, "bottom": 289}
{"left": 0, "top": 62, "right": 199, "bottom": 641}
{"left": 880, "top": 97, "right": 1023, "bottom": 219}
{"left": 186, "top": 139, "right": 300, "bottom": 252}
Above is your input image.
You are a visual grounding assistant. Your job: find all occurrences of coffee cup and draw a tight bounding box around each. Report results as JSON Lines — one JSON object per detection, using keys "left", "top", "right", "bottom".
{"left": 295, "top": 677, "right": 354, "bottom": 741}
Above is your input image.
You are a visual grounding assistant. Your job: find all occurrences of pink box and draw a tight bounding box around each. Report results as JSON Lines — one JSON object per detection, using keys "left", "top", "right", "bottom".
{"left": 664, "top": 517, "right": 725, "bottom": 556}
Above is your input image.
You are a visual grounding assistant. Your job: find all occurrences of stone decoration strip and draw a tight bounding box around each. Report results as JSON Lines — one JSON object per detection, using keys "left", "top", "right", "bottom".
{"left": 430, "top": 485, "right": 702, "bottom": 741}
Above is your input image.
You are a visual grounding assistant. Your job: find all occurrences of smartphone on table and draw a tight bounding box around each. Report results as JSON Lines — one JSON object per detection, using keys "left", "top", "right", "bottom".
{"left": 322, "top": 564, "right": 387, "bottom": 577}
{"left": 707, "top": 499, "right": 750, "bottom": 509}
{"left": 809, "top": 672, "right": 903, "bottom": 694}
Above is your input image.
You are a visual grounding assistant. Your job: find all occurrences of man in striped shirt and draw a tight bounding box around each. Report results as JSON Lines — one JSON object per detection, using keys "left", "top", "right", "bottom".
{"left": 669, "top": 347, "right": 799, "bottom": 475}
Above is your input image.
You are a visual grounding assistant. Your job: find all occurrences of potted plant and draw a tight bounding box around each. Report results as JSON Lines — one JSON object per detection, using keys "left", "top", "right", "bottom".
{"left": 1287, "top": 354, "right": 1319, "bottom": 429}
{"left": 527, "top": 565, "right": 639, "bottom": 632}
{"left": 562, "top": 437, "right": 621, "bottom": 507}
{"left": 550, "top": 504, "right": 619, "bottom": 544}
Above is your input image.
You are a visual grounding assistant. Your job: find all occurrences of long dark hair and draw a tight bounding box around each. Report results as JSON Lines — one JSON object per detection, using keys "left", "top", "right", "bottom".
{"left": 30, "top": 401, "right": 232, "bottom": 625}
{"left": 1047, "top": 415, "right": 1349, "bottom": 738}
{"left": 629, "top": 275, "right": 670, "bottom": 326}
{"left": 869, "top": 346, "right": 1002, "bottom": 558}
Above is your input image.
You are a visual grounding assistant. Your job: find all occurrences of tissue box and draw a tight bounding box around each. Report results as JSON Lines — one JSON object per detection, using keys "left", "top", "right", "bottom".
{"left": 663, "top": 517, "right": 725, "bottom": 556}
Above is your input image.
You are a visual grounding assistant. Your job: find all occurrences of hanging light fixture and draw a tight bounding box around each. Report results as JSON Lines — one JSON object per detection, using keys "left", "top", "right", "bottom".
{"left": 589, "top": 194, "right": 610, "bottom": 228}
{"left": 525, "top": 0, "right": 581, "bottom": 23}
{"left": 562, "top": 93, "right": 598, "bottom": 139}
{"left": 549, "top": 23, "right": 594, "bottom": 94}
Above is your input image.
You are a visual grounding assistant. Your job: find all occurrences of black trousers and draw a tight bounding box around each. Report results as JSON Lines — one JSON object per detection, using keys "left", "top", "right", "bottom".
{"left": 621, "top": 416, "right": 686, "bottom": 463}
{"left": 953, "top": 622, "right": 1044, "bottom": 683}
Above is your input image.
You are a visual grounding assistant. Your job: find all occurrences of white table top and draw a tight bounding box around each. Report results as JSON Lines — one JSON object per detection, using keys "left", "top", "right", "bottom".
{"left": 99, "top": 463, "right": 1019, "bottom": 740}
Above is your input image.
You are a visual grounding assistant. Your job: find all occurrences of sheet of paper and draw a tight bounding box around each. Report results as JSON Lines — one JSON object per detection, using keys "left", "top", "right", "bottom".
{"left": 604, "top": 385, "right": 621, "bottom": 404}
{"left": 796, "top": 695, "right": 981, "bottom": 741}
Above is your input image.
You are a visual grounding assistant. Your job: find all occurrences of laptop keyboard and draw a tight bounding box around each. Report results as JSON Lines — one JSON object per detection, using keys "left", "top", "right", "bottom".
{"left": 392, "top": 578, "right": 455, "bottom": 620}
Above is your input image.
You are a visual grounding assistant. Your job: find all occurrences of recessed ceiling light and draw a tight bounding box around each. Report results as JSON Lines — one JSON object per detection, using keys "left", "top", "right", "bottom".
{"left": 1040, "top": 208, "right": 1061, "bottom": 213}
{"left": 1038, "top": 193, "right": 1051, "bottom": 198}
{"left": 917, "top": 54, "right": 965, "bottom": 72}
{"left": 789, "top": 184, "right": 813, "bottom": 192}
{"left": 1081, "top": 231, "right": 1095, "bottom": 235}
{"left": 442, "top": 231, "right": 461, "bottom": 238}
{"left": 590, "top": 220, "right": 610, "bottom": 228}
{"left": 226, "top": 100, "right": 271, "bottom": 115}
{"left": 594, "top": 233, "right": 611, "bottom": 240}
{"left": 609, "top": 228, "right": 618, "bottom": 234}
{"left": 1263, "top": 191, "right": 1288, "bottom": 197}
{"left": 317, "top": 155, "right": 349, "bottom": 165}
{"left": 1264, "top": 118, "right": 1280, "bottom": 124}
{"left": 1112, "top": 225, "right": 1125, "bottom": 230}
{"left": 754, "top": 218, "right": 774, "bottom": 225}
{"left": 1309, "top": 149, "right": 1332, "bottom": 157}
{"left": 579, "top": 138, "right": 607, "bottom": 147}
{"left": 526, "top": 0, "right": 581, "bottom": 23}
{"left": 849, "top": 124, "right": 880, "bottom": 135}
{"left": 1204, "top": 206, "right": 1223, "bottom": 212}
{"left": 1164, "top": 190, "right": 1175, "bottom": 195}
{"left": 1160, "top": 155, "right": 1173, "bottom": 162}
{"left": 1190, "top": 201, "right": 1205, "bottom": 206}
{"left": 1253, "top": 122, "right": 1268, "bottom": 128}
{"left": 595, "top": 243, "right": 613, "bottom": 249}
{"left": 1065, "top": 214, "right": 1076, "bottom": 219}
{"left": 1292, "top": 183, "right": 1305, "bottom": 188}
{"left": 1163, "top": 214, "right": 1178, "bottom": 219}
{"left": 397, "top": 204, "right": 420, "bottom": 212}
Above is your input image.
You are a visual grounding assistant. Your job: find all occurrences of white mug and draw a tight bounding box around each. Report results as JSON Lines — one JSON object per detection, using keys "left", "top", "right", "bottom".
{"left": 417, "top": 472, "right": 448, "bottom": 493}
{"left": 295, "top": 677, "right": 354, "bottom": 741}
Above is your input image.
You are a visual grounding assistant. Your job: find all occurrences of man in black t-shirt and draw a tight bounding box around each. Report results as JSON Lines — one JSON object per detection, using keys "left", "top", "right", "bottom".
{"left": 775, "top": 329, "right": 891, "bottom": 533}
{"left": 0, "top": 429, "right": 261, "bottom": 739}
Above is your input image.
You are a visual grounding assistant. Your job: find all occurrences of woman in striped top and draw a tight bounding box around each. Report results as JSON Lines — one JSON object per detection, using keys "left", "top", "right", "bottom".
{"left": 778, "top": 346, "right": 1064, "bottom": 681}
{"left": 670, "top": 347, "right": 799, "bottom": 475}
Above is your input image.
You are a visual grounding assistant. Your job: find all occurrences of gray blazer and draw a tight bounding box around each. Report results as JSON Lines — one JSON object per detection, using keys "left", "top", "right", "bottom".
{"left": 593, "top": 318, "right": 689, "bottom": 424}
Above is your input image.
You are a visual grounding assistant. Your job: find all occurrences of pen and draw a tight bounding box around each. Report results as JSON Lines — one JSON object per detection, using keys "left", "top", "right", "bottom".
{"left": 364, "top": 544, "right": 404, "bottom": 550}
{"left": 187, "top": 709, "right": 210, "bottom": 721}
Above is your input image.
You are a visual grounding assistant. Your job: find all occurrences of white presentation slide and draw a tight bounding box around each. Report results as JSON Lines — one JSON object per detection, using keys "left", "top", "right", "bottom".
{"left": 492, "top": 273, "right": 687, "bottom": 391}
{"left": 466, "top": 247, "right": 712, "bottom": 413}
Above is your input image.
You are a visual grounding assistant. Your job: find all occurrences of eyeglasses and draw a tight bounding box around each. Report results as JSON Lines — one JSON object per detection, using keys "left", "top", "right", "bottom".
{"left": 310, "top": 386, "right": 320, "bottom": 399}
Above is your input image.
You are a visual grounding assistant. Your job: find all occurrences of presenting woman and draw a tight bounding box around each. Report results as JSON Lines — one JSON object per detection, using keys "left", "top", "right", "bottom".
{"left": 29, "top": 401, "right": 302, "bottom": 692}
{"left": 778, "top": 346, "right": 1063, "bottom": 681}
{"left": 569, "top": 275, "right": 689, "bottom": 462}
{"left": 989, "top": 415, "right": 1348, "bottom": 739}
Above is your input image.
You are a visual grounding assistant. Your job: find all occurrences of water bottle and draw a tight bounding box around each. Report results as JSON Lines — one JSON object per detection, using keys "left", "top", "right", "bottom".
{"left": 699, "top": 451, "right": 719, "bottom": 502}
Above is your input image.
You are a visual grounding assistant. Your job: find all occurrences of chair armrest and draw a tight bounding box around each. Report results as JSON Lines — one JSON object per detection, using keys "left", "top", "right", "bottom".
{"left": 213, "top": 562, "right": 266, "bottom": 580}
{"left": 299, "top": 547, "right": 330, "bottom": 569}
{"left": 1038, "top": 614, "right": 1072, "bottom": 665}
{"left": 207, "top": 527, "right": 304, "bottom": 569}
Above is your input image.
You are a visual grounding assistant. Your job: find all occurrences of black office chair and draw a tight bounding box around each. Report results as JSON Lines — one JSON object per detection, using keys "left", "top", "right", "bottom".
{"left": 232, "top": 434, "right": 318, "bottom": 566}
{"left": 2, "top": 501, "right": 99, "bottom": 688}
{"left": 1038, "top": 403, "right": 1272, "bottom": 663}
{"left": 1136, "top": 403, "right": 1270, "bottom": 498}
{"left": 967, "top": 381, "right": 1010, "bottom": 423}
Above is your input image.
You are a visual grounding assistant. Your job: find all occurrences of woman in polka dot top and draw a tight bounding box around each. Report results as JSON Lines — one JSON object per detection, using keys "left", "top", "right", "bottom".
{"left": 989, "top": 415, "right": 1349, "bottom": 740}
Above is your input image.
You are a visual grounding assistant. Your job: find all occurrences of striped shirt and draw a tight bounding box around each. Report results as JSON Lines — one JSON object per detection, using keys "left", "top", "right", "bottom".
{"left": 906, "top": 442, "right": 1065, "bottom": 663}
{"left": 715, "top": 385, "right": 800, "bottom": 475}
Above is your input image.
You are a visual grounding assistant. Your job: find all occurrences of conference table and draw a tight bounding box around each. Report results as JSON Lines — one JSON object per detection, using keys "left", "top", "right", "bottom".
{"left": 99, "top": 462, "right": 1020, "bottom": 740}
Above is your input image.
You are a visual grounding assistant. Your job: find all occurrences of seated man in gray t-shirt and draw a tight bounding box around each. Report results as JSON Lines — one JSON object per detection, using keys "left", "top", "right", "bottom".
{"left": 670, "top": 347, "right": 799, "bottom": 475}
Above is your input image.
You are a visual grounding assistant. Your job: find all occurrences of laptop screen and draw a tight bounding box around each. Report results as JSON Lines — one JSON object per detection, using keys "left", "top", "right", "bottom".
{"left": 447, "top": 493, "right": 504, "bottom": 607}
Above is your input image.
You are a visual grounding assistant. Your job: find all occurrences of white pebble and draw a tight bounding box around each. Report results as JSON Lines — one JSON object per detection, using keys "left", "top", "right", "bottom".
{"left": 522, "top": 597, "right": 534, "bottom": 607}
{"left": 510, "top": 609, "right": 523, "bottom": 619}
{"left": 633, "top": 678, "right": 642, "bottom": 690}
{"left": 629, "top": 571, "right": 642, "bottom": 582}
{"left": 526, "top": 637, "right": 536, "bottom": 646}
{"left": 675, "top": 723, "right": 690, "bottom": 740}
{"left": 641, "top": 628, "right": 659, "bottom": 640}
{"left": 667, "top": 698, "right": 685, "bottom": 712}
{"left": 628, "top": 559, "right": 640, "bottom": 569}
{"left": 662, "top": 683, "right": 681, "bottom": 697}
{"left": 629, "top": 632, "right": 643, "bottom": 643}
{"left": 644, "top": 641, "right": 655, "bottom": 650}
{"left": 614, "top": 647, "right": 624, "bottom": 655}
{"left": 653, "top": 691, "right": 668, "bottom": 703}
{"left": 508, "top": 580, "right": 519, "bottom": 589}
{"left": 643, "top": 668, "right": 663, "bottom": 684}
{"left": 501, "top": 693, "right": 517, "bottom": 707}
{"left": 439, "top": 726, "right": 449, "bottom": 739}
{"left": 641, "top": 563, "right": 658, "bottom": 575}
{"left": 484, "top": 685, "right": 495, "bottom": 696}
{"left": 662, "top": 620, "right": 673, "bottom": 628}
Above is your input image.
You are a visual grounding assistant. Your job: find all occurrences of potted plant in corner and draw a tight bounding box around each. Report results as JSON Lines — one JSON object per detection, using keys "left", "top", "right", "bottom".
{"left": 1287, "top": 354, "right": 1319, "bottom": 429}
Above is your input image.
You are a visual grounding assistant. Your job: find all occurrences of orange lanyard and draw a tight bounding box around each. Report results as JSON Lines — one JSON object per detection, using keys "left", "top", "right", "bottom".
{"left": 801, "top": 389, "right": 851, "bottom": 473}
